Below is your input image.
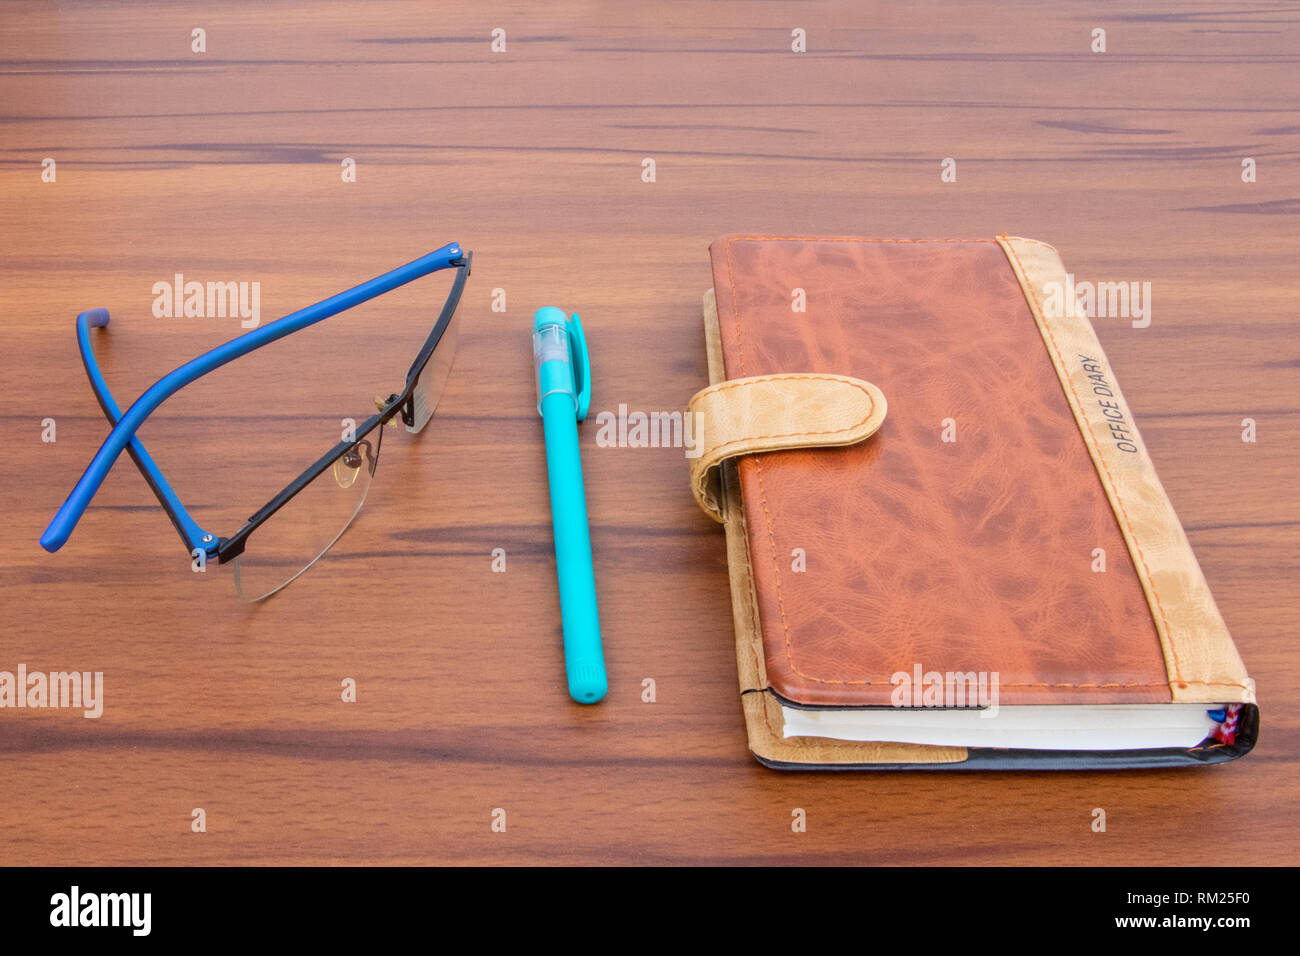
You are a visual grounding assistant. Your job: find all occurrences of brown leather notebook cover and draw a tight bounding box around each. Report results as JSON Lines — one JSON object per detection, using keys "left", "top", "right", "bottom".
{"left": 689, "top": 235, "right": 1258, "bottom": 769}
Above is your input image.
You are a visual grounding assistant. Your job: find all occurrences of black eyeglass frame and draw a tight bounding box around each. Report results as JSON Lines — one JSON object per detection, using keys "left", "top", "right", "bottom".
{"left": 215, "top": 251, "right": 470, "bottom": 562}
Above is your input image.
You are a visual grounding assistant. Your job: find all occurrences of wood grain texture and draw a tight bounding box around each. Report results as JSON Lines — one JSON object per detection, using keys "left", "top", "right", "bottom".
{"left": 1, "top": 0, "right": 1297, "bottom": 865}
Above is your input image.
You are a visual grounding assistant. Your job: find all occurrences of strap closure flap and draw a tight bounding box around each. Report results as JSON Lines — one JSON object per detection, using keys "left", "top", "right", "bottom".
{"left": 687, "top": 373, "right": 887, "bottom": 522}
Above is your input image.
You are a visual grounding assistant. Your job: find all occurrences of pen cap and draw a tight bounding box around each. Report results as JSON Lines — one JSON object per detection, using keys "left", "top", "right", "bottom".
{"left": 532, "top": 307, "right": 591, "bottom": 420}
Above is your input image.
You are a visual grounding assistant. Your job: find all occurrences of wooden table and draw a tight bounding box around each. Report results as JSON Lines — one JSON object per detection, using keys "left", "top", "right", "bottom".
{"left": 2, "top": 1, "right": 1295, "bottom": 865}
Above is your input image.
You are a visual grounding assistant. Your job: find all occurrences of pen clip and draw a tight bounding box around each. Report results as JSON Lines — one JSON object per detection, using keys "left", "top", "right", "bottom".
{"left": 567, "top": 313, "right": 591, "bottom": 422}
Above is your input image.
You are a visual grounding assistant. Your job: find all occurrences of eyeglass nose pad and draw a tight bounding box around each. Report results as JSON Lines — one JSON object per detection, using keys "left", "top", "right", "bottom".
{"left": 333, "top": 441, "right": 369, "bottom": 489}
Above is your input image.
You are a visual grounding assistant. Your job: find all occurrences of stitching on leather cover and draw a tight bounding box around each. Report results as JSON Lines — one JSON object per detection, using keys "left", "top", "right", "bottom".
{"left": 735, "top": 506, "right": 768, "bottom": 692}
{"left": 724, "top": 235, "right": 1240, "bottom": 692}
{"left": 1004, "top": 238, "right": 1248, "bottom": 695}
{"left": 1003, "top": 239, "right": 1180, "bottom": 681}
{"left": 1002, "top": 239, "right": 1188, "bottom": 690}
{"left": 695, "top": 375, "right": 878, "bottom": 455}
{"left": 724, "top": 234, "right": 1059, "bottom": 253}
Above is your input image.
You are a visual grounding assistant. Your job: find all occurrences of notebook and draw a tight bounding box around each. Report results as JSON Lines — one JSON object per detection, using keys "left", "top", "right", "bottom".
{"left": 687, "top": 235, "right": 1258, "bottom": 769}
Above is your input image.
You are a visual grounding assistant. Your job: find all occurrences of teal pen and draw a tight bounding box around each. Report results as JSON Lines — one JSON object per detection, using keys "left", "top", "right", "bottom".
{"left": 532, "top": 307, "right": 607, "bottom": 704}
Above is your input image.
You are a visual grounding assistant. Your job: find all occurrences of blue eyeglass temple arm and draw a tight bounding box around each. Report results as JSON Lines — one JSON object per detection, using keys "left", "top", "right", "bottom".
{"left": 75, "top": 306, "right": 215, "bottom": 552}
{"left": 41, "top": 241, "right": 464, "bottom": 554}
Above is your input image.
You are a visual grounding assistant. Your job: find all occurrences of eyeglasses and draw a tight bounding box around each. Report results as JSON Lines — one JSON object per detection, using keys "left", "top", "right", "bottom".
{"left": 41, "top": 242, "right": 471, "bottom": 601}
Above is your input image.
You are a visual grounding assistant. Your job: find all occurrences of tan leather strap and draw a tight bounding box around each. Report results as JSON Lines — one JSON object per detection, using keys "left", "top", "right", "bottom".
{"left": 687, "top": 373, "right": 888, "bottom": 522}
